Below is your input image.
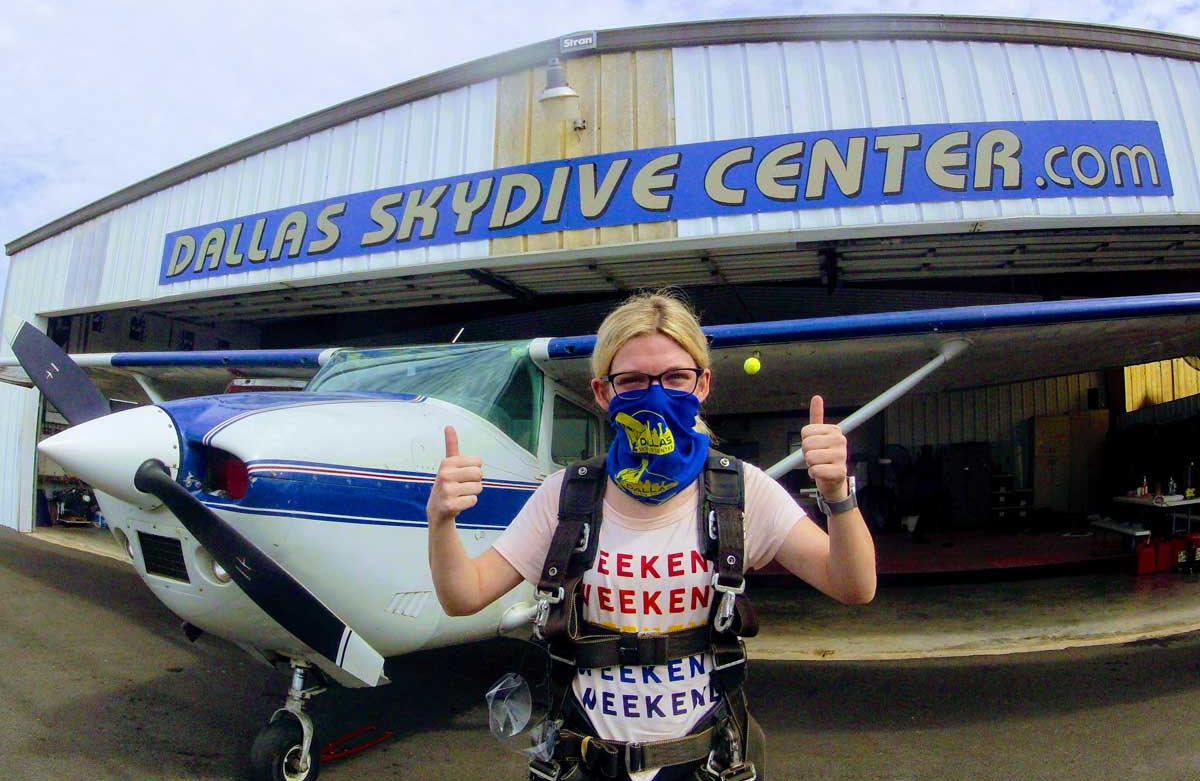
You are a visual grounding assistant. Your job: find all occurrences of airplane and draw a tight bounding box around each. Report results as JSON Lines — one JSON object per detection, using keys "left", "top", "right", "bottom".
{"left": 6, "top": 289, "right": 1200, "bottom": 781}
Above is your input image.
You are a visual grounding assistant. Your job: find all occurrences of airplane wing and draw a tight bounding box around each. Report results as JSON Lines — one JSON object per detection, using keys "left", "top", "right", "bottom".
{"left": 0, "top": 347, "right": 340, "bottom": 402}
{"left": 10, "top": 292, "right": 1200, "bottom": 413}
{"left": 534, "top": 291, "right": 1200, "bottom": 415}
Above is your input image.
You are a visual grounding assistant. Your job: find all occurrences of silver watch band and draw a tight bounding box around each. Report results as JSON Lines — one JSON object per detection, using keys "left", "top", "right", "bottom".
{"left": 816, "top": 476, "right": 857, "bottom": 516}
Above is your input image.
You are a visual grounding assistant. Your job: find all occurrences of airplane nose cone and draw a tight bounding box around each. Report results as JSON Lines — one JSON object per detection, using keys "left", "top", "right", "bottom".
{"left": 39, "top": 405, "right": 181, "bottom": 509}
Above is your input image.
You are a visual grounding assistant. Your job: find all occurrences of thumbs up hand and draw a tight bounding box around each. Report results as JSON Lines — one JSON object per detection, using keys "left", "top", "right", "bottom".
{"left": 427, "top": 425, "right": 484, "bottom": 526}
{"left": 801, "top": 395, "right": 850, "bottom": 501}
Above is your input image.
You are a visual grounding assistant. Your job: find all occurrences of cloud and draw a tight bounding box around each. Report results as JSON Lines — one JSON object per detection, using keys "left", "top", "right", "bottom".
{"left": 2, "top": 0, "right": 1198, "bottom": 254}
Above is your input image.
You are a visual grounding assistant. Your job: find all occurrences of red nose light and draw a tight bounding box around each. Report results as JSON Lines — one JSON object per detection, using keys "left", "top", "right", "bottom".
{"left": 209, "top": 451, "right": 249, "bottom": 499}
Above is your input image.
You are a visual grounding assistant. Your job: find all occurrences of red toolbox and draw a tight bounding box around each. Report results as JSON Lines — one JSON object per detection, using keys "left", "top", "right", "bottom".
{"left": 1156, "top": 538, "right": 1175, "bottom": 572}
{"left": 1134, "top": 538, "right": 1157, "bottom": 575}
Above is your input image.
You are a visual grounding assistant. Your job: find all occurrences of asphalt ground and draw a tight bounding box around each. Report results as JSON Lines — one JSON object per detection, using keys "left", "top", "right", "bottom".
{"left": 4, "top": 526, "right": 1200, "bottom": 780}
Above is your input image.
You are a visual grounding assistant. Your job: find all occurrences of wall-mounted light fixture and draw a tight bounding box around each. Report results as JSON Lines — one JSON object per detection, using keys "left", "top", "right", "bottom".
{"left": 539, "top": 57, "right": 586, "bottom": 130}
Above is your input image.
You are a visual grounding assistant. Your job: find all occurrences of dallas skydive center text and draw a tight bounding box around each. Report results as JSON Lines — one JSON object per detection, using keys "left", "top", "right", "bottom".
{"left": 160, "top": 120, "right": 1171, "bottom": 284}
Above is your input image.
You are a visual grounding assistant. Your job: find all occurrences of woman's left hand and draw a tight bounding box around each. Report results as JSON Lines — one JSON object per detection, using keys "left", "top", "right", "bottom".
{"left": 801, "top": 395, "right": 849, "bottom": 501}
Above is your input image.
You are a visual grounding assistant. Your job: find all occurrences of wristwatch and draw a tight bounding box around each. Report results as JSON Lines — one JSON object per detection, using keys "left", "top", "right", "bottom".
{"left": 816, "top": 476, "right": 857, "bottom": 516}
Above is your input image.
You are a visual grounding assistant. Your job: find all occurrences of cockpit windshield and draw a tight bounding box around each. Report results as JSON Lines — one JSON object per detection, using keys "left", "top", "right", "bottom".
{"left": 306, "top": 342, "right": 543, "bottom": 454}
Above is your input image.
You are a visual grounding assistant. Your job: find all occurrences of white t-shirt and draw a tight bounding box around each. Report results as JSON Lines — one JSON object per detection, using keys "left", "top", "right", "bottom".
{"left": 492, "top": 462, "right": 803, "bottom": 779}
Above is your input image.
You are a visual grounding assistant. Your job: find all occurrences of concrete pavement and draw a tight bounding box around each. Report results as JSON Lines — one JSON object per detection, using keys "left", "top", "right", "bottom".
{"left": 6, "top": 526, "right": 1200, "bottom": 779}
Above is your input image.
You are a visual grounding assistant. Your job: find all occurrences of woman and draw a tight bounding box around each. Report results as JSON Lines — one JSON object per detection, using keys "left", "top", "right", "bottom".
{"left": 428, "top": 291, "right": 876, "bottom": 780}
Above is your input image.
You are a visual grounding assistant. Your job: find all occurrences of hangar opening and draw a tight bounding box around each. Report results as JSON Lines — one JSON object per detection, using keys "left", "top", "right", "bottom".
{"left": 27, "top": 219, "right": 1200, "bottom": 581}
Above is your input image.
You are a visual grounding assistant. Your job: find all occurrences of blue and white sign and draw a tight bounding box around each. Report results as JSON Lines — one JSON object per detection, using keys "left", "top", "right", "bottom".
{"left": 160, "top": 120, "right": 1171, "bottom": 285}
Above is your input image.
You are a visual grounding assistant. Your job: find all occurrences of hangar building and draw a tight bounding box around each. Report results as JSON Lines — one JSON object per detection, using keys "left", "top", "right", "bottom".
{"left": 4, "top": 15, "right": 1200, "bottom": 574}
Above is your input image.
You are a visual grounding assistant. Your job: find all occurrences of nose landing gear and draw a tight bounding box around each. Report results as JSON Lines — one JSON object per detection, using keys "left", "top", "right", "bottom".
{"left": 250, "top": 660, "right": 325, "bottom": 781}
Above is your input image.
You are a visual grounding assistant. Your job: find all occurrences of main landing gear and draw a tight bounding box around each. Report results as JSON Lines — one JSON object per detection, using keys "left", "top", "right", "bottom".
{"left": 250, "top": 660, "right": 325, "bottom": 781}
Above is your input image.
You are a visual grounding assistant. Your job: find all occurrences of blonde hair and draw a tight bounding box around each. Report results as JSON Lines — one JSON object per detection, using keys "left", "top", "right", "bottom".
{"left": 592, "top": 289, "right": 714, "bottom": 437}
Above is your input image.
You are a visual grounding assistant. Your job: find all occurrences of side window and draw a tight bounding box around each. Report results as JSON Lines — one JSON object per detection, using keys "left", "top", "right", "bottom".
{"left": 552, "top": 395, "right": 599, "bottom": 465}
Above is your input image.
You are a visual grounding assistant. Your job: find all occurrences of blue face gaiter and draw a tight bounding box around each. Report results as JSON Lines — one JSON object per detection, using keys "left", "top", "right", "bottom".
{"left": 605, "top": 384, "right": 710, "bottom": 504}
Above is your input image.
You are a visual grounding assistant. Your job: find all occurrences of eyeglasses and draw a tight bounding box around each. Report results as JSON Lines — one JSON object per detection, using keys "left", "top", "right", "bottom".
{"left": 604, "top": 368, "right": 704, "bottom": 401}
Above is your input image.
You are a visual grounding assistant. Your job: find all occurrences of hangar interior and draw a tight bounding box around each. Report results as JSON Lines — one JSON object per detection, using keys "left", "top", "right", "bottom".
{"left": 31, "top": 222, "right": 1200, "bottom": 577}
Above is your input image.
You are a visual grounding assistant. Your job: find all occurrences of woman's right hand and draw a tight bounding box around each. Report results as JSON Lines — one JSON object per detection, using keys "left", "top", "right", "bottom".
{"left": 427, "top": 425, "right": 483, "bottom": 526}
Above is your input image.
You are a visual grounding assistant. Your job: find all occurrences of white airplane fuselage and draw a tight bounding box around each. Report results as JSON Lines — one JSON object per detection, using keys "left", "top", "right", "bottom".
{"left": 40, "top": 390, "right": 546, "bottom": 682}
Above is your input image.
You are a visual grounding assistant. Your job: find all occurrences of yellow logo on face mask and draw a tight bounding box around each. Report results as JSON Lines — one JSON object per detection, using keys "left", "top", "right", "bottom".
{"left": 615, "top": 458, "right": 679, "bottom": 499}
{"left": 614, "top": 411, "right": 675, "bottom": 456}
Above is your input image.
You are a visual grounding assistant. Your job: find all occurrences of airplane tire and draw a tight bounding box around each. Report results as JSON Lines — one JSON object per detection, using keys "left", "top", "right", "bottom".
{"left": 250, "top": 719, "right": 320, "bottom": 781}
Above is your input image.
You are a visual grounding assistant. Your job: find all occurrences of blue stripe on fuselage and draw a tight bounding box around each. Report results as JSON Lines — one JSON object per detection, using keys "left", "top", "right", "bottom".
{"left": 204, "top": 460, "right": 536, "bottom": 530}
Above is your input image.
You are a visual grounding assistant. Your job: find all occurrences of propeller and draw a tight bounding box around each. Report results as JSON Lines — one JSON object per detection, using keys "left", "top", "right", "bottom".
{"left": 10, "top": 321, "right": 386, "bottom": 686}
{"left": 10, "top": 322, "right": 111, "bottom": 424}
{"left": 134, "top": 460, "right": 385, "bottom": 685}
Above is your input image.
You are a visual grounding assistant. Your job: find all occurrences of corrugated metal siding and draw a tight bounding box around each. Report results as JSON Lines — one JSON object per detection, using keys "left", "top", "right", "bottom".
{"left": 0, "top": 81, "right": 498, "bottom": 338}
{"left": 0, "top": 385, "right": 38, "bottom": 532}
{"left": 884, "top": 371, "right": 1103, "bottom": 449}
{"left": 672, "top": 40, "right": 1200, "bottom": 238}
{"left": 1124, "top": 357, "right": 1200, "bottom": 411}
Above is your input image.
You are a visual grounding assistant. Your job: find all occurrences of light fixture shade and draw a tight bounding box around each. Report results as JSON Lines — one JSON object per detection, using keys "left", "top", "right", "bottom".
{"left": 539, "top": 57, "right": 581, "bottom": 123}
{"left": 539, "top": 87, "right": 581, "bottom": 122}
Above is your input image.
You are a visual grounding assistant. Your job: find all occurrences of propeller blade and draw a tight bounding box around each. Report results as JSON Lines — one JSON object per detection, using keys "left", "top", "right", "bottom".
{"left": 133, "top": 459, "right": 386, "bottom": 686}
{"left": 10, "top": 322, "right": 111, "bottom": 425}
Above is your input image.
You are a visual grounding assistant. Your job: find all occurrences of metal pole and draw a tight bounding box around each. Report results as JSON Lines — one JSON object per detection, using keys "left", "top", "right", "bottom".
{"left": 130, "top": 372, "right": 165, "bottom": 404}
{"left": 765, "top": 338, "right": 971, "bottom": 479}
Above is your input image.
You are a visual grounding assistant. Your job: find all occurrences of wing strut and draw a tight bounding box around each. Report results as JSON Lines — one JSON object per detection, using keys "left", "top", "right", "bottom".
{"left": 765, "top": 338, "right": 971, "bottom": 479}
{"left": 130, "top": 372, "right": 165, "bottom": 404}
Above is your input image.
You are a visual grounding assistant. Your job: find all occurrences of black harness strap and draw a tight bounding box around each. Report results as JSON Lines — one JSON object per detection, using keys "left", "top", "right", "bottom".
{"left": 537, "top": 458, "right": 606, "bottom": 597}
{"left": 554, "top": 725, "right": 718, "bottom": 776}
{"left": 703, "top": 453, "right": 745, "bottom": 587}
{"left": 572, "top": 624, "right": 711, "bottom": 669}
{"left": 703, "top": 453, "right": 756, "bottom": 695}
{"left": 531, "top": 450, "right": 756, "bottom": 780}
{"left": 536, "top": 456, "right": 608, "bottom": 727}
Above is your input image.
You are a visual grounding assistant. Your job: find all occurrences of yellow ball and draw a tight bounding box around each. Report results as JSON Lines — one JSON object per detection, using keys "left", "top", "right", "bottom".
{"left": 743, "top": 355, "right": 761, "bottom": 375}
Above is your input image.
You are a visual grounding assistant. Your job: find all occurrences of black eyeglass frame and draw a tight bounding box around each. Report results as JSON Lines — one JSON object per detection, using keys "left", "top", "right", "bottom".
{"left": 603, "top": 367, "right": 705, "bottom": 401}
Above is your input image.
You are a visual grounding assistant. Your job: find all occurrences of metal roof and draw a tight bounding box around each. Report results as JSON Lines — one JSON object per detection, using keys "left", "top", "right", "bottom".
{"left": 9, "top": 14, "right": 1200, "bottom": 256}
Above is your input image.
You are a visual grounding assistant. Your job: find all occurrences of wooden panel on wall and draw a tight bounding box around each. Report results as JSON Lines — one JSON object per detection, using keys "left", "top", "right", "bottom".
{"left": 634, "top": 49, "right": 675, "bottom": 243}
{"left": 1124, "top": 357, "right": 1200, "bottom": 411}
{"left": 886, "top": 371, "right": 1104, "bottom": 450}
{"left": 488, "top": 49, "right": 677, "bottom": 260}
{"left": 1175, "top": 358, "right": 1200, "bottom": 398}
{"left": 492, "top": 70, "right": 533, "bottom": 257}
{"left": 561, "top": 56, "right": 601, "bottom": 251}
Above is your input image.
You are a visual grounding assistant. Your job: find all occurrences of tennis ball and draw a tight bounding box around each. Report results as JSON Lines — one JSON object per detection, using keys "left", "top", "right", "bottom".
{"left": 743, "top": 355, "right": 761, "bottom": 375}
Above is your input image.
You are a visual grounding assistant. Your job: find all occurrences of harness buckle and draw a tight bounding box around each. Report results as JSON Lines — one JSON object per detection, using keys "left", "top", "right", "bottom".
{"left": 625, "top": 741, "right": 644, "bottom": 773}
{"left": 711, "top": 573, "right": 745, "bottom": 634}
{"left": 704, "top": 756, "right": 757, "bottom": 781}
{"left": 573, "top": 523, "right": 591, "bottom": 553}
{"left": 617, "top": 633, "right": 639, "bottom": 666}
{"left": 711, "top": 650, "right": 746, "bottom": 673}
{"left": 537, "top": 586, "right": 566, "bottom": 605}
{"left": 615, "top": 632, "right": 667, "bottom": 667}
{"left": 548, "top": 650, "right": 575, "bottom": 667}
{"left": 533, "top": 587, "right": 566, "bottom": 637}
{"left": 708, "top": 507, "right": 745, "bottom": 541}
{"left": 528, "top": 758, "right": 562, "bottom": 781}
{"left": 705, "top": 724, "right": 756, "bottom": 781}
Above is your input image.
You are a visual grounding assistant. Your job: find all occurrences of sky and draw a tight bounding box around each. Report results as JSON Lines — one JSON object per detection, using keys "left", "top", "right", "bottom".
{"left": 2, "top": 0, "right": 1199, "bottom": 309}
